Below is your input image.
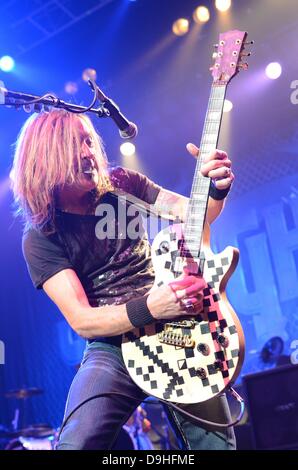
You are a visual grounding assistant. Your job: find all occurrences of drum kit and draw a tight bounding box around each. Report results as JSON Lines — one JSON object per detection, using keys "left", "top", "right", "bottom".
{"left": 1, "top": 388, "right": 176, "bottom": 450}
{"left": 1, "top": 387, "right": 58, "bottom": 450}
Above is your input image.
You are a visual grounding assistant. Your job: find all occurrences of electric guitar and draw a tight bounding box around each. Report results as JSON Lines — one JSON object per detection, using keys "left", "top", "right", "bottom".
{"left": 122, "top": 30, "right": 251, "bottom": 404}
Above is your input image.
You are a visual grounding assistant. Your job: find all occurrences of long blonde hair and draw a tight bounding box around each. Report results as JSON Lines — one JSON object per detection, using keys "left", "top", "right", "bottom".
{"left": 12, "top": 109, "right": 113, "bottom": 230}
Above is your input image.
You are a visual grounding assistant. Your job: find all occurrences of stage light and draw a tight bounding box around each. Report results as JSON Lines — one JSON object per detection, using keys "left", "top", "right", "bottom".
{"left": 223, "top": 99, "right": 233, "bottom": 112}
{"left": 0, "top": 56, "right": 15, "bottom": 72}
{"left": 82, "top": 68, "right": 97, "bottom": 82}
{"left": 265, "top": 62, "right": 282, "bottom": 80}
{"left": 120, "top": 142, "right": 136, "bottom": 157}
{"left": 193, "top": 6, "right": 210, "bottom": 24}
{"left": 64, "top": 81, "right": 78, "bottom": 95}
{"left": 172, "top": 18, "right": 189, "bottom": 36}
{"left": 215, "top": 0, "right": 232, "bottom": 12}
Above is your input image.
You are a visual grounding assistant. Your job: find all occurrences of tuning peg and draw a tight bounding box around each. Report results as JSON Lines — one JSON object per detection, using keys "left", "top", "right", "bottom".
{"left": 213, "top": 44, "right": 219, "bottom": 48}
{"left": 240, "top": 51, "right": 252, "bottom": 57}
{"left": 238, "top": 63, "right": 249, "bottom": 70}
{"left": 244, "top": 40, "right": 254, "bottom": 45}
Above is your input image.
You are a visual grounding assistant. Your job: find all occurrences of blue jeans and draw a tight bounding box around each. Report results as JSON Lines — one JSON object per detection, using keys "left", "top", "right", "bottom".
{"left": 56, "top": 343, "right": 236, "bottom": 450}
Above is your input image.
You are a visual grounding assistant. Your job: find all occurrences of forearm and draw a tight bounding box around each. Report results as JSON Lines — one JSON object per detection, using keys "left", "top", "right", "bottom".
{"left": 206, "top": 197, "right": 225, "bottom": 224}
{"left": 43, "top": 269, "right": 137, "bottom": 339}
{"left": 71, "top": 303, "right": 134, "bottom": 339}
{"left": 71, "top": 279, "right": 206, "bottom": 339}
{"left": 43, "top": 268, "right": 209, "bottom": 339}
{"left": 154, "top": 188, "right": 226, "bottom": 225}
{"left": 154, "top": 190, "right": 188, "bottom": 221}
{"left": 42, "top": 252, "right": 213, "bottom": 341}
{"left": 80, "top": 276, "right": 207, "bottom": 339}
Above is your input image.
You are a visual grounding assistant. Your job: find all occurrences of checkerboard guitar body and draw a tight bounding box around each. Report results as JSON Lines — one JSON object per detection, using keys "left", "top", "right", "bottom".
{"left": 122, "top": 223, "right": 245, "bottom": 404}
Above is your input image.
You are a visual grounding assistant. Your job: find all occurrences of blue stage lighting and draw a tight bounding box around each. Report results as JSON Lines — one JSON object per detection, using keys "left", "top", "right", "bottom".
{"left": 0, "top": 56, "right": 15, "bottom": 72}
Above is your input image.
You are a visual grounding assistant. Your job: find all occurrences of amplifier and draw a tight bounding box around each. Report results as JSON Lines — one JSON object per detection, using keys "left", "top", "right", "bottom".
{"left": 242, "top": 364, "right": 298, "bottom": 450}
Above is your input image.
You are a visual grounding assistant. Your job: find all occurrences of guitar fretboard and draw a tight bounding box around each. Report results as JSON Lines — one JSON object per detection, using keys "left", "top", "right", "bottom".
{"left": 181, "top": 83, "right": 227, "bottom": 259}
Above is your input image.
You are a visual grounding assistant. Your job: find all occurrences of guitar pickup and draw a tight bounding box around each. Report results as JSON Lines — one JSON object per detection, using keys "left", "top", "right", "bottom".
{"left": 164, "top": 320, "right": 196, "bottom": 329}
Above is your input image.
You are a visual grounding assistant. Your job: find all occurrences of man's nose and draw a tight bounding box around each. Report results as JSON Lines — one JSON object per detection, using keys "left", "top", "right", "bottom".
{"left": 81, "top": 141, "right": 93, "bottom": 156}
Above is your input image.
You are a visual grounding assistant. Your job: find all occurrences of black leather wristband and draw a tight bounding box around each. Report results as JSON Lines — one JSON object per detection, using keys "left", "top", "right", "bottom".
{"left": 126, "top": 295, "right": 155, "bottom": 328}
{"left": 209, "top": 181, "right": 231, "bottom": 200}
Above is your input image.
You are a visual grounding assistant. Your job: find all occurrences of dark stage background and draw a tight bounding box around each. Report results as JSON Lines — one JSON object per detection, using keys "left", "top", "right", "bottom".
{"left": 0, "top": 0, "right": 297, "bottom": 448}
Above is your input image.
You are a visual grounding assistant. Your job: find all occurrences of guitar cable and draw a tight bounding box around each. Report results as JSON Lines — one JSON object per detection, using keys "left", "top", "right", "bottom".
{"left": 148, "top": 386, "right": 245, "bottom": 428}
{"left": 57, "top": 386, "right": 245, "bottom": 445}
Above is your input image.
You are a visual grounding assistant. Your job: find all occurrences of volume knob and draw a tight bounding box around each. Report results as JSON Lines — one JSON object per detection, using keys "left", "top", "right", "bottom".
{"left": 213, "top": 360, "right": 224, "bottom": 371}
{"left": 196, "top": 368, "right": 207, "bottom": 379}
{"left": 217, "top": 335, "right": 229, "bottom": 348}
{"left": 197, "top": 343, "right": 210, "bottom": 356}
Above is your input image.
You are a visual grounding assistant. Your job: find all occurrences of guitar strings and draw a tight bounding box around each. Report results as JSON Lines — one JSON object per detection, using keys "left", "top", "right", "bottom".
{"left": 180, "top": 84, "right": 227, "bottom": 265}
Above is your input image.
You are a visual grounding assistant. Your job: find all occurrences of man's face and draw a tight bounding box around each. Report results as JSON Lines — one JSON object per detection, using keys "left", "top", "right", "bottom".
{"left": 74, "top": 118, "right": 99, "bottom": 191}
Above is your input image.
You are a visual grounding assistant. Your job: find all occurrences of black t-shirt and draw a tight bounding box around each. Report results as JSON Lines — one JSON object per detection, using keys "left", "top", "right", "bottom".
{"left": 22, "top": 167, "right": 161, "bottom": 309}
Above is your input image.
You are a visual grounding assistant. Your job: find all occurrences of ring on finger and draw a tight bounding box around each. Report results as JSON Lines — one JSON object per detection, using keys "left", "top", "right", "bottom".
{"left": 181, "top": 298, "right": 194, "bottom": 310}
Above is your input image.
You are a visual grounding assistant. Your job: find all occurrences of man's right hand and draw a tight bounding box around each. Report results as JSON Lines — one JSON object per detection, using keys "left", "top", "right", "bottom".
{"left": 147, "top": 274, "right": 207, "bottom": 320}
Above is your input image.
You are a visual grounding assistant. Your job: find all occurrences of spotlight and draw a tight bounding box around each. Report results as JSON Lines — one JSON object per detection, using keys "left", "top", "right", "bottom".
{"left": 0, "top": 55, "right": 15, "bottom": 72}
{"left": 215, "top": 0, "right": 232, "bottom": 12}
{"left": 82, "top": 68, "right": 97, "bottom": 82}
{"left": 120, "top": 142, "right": 136, "bottom": 157}
{"left": 265, "top": 62, "right": 282, "bottom": 80}
{"left": 193, "top": 6, "right": 210, "bottom": 24}
{"left": 172, "top": 18, "right": 189, "bottom": 36}
{"left": 223, "top": 99, "right": 233, "bottom": 113}
{"left": 64, "top": 81, "right": 78, "bottom": 95}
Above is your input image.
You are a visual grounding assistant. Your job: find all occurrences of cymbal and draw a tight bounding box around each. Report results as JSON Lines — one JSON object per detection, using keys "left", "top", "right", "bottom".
{"left": 2, "top": 426, "right": 54, "bottom": 438}
{"left": 18, "top": 424, "right": 55, "bottom": 437}
{"left": 5, "top": 387, "right": 44, "bottom": 399}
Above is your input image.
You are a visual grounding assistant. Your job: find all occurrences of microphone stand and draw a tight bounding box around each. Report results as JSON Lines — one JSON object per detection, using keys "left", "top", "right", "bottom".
{"left": 0, "top": 88, "right": 108, "bottom": 118}
{"left": 0, "top": 78, "right": 138, "bottom": 138}
{"left": 0, "top": 79, "right": 116, "bottom": 120}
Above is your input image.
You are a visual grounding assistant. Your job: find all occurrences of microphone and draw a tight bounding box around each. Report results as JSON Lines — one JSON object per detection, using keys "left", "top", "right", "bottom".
{"left": 87, "top": 80, "right": 138, "bottom": 139}
{"left": 103, "top": 97, "right": 138, "bottom": 139}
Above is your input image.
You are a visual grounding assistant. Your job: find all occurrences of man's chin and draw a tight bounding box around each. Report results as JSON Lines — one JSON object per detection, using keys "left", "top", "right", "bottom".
{"left": 76, "top": 175, "right": 98, "bottom": 191}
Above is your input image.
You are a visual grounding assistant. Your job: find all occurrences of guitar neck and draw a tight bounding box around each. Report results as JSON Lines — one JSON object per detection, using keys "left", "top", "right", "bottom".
{"left": 183, "top": 83, "right": 227, "bottom": 258}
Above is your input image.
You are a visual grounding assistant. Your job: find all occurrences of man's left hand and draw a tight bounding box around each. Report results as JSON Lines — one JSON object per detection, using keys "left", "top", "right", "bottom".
{"left": 186, "top": 142, "right": 234, "bottom": 190}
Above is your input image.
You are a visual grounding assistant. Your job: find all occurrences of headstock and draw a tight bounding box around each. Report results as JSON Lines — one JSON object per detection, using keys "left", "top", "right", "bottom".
{"left": 210, "top": 30, "right": 253, "bottom": 84}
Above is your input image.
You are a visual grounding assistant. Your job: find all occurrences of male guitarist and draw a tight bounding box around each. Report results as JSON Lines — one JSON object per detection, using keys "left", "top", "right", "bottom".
{"left": 13, "top": 109, "right": 235, "bottom": 450}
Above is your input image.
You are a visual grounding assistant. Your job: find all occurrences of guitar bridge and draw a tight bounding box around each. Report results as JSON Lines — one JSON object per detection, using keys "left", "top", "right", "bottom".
{"left": 158, "top": 321, "right": 195, "bottom": 348}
